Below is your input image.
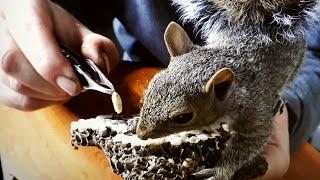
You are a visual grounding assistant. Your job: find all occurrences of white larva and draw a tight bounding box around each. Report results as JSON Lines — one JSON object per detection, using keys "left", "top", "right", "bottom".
{"left": 111, "top": 92, "right": 123, "bottom": 114}
{"left": 167, "top": 158, "right": 175, "bottom": 166}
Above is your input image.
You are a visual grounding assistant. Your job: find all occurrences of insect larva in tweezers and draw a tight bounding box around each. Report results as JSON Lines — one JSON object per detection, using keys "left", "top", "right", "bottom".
{"left": 112, "top": 91, "right": 123, "bottom": 114}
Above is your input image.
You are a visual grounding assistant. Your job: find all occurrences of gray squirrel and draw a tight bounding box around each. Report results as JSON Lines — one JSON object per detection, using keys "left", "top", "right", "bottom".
{"left": 136, "top": 0, "right": 320, "bottom": 179}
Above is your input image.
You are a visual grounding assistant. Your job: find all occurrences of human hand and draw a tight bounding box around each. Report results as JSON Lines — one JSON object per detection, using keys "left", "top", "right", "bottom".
{"left": 0, "top": 0, "right": 119, "bottom": 111}
{"left": 259, "top": 107, "right": 290, "bottom": 179}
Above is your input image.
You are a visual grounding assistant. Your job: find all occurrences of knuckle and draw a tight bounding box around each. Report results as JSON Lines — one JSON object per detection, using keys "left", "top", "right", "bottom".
{"left": 18, "top": 99, "right": 33, "bottom": 111}
{"left": 81, "top": 35, "right": 106, "bottom": 65}
{"left": 18, "top": 101, "right": 36, "bottom": 111}
{"left": 36, "top": 56, "right": 68, "bottom": 81}
{"left": 9, "top": 79, "right": 26, "bottom": 93}
{"left": 16, "top": 96, "right": 42, "bottom": 111}
{"left": 102, "top": 37, "right": 114, "bottom": 46}
{"left": 82, "top": 33, "right": 111, "bottom": 50}
{"left": 1, "top": 49, "right": 19, "bottom": 74}
{"left": 82, "top": 34, "right": 101, "bottom": 49}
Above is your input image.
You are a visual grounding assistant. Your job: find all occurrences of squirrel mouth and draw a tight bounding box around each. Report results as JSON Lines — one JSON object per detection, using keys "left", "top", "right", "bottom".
{"left": 71, "top": 115, "right": 231, "bottom": 179}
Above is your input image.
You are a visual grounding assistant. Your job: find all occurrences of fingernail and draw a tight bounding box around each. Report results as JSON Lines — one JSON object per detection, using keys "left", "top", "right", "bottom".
{"left": 56, "top": 76, "right": 78, "bottom": 96}
{"left": 101, "top": 52, "right": 110, "bottom": 73}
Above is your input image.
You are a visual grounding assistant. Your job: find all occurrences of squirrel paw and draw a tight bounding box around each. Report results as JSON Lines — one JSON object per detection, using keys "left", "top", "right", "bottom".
{"left": 190, "top": 167, "right": 229, "bottom": 180}
{"left": 231, "top": 155, "right": 268, "bottom": 180}
{"left": 273, "top": 98, "right": 287, "bottom": 115}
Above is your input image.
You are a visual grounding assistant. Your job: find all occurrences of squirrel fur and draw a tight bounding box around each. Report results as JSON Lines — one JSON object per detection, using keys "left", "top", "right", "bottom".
{"left": 136, "top": 0, "right": 320, "bottom": 179}
{"left": 172, "top": 0, "right": 320, "bottom": 42}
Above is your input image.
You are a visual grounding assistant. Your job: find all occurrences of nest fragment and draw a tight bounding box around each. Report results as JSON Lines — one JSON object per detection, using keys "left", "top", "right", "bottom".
{"left": 70, "top": 115, "right": 267, "bottom": 179}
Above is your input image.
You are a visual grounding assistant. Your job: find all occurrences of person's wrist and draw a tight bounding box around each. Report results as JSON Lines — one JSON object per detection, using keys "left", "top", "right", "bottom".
{"left": 259, "top": 107, "right": 290, "bottom": 179}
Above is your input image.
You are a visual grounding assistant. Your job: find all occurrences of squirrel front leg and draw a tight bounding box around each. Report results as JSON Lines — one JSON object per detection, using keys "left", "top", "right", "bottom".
{"left": 192, "top": 109, "right": 273, "bottom": 179}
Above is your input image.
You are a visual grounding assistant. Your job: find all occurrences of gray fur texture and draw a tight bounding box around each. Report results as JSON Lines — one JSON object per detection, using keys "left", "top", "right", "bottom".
{"left": 172, "top": 0, "right": 320, "bottom": 42}
{"left": 136, "top": 0, "right": 318, "bottom": 179}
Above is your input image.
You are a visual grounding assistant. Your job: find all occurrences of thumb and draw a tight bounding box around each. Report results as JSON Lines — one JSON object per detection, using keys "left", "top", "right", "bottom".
{"left": 79, "top": 27, "right": 120, "bottom": 74}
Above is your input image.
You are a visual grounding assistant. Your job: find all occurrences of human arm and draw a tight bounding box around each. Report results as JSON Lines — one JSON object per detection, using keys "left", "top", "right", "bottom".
{"left": 259, "top": 107, "right": 290, "bottom": 179}
{"left": 281, "top": 26, "right": 320, "bottom": 153}
{"left": 259, "top": 26, "right": 320, "bottom": 179}
{"left": 260, "top": 26, "right": 320, "bottom": 179}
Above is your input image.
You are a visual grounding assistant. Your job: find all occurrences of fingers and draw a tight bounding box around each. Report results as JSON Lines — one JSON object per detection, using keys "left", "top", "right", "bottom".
{"left": 0, "top": 76, "right": 67, "bottom": 101}
{"left": 78, "top": 25, "right": 120, "bottom": 74}
{"left": 0, "top": 83, "right": 53, "bottom": 111}
{"left": 51, "top": 2, "right": 120, "bottom": 74}
{"left": 0, "top": 14, "right": 68, "bottom": 100}
{"left": 2, "top": 0, "right": 80, "bottom": 96}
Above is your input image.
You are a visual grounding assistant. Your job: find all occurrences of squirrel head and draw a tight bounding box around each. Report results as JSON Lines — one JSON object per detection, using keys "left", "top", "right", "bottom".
{"left": 136, "top": 22, "right": 235, "bottom": 139}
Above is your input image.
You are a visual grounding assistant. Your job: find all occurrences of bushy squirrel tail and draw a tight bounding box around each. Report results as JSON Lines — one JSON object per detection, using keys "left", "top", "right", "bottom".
{"left": 172, "top": 0, "right": 320, "bottom": 41}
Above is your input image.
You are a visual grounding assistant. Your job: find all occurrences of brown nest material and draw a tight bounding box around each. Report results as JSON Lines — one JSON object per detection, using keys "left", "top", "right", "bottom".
{"left": 70, "top": 115, "right": 267, "bottom": 179}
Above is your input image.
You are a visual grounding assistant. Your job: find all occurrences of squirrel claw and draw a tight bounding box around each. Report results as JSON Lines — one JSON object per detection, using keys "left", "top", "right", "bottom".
{"left": 273, "top": 98, "right": 287, "bottom": 115}
{"left": 190, "top": 168, "right": 228, "bottom": 180}
{"left": 190, "top": 168, "right": 215, "bottom": 179}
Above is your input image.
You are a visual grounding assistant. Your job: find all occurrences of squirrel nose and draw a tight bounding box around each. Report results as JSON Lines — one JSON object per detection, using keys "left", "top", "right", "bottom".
{"left": 136, "top": 123, "right": 150, "bottom": 140}
{"left": 137, "top": 126, "right": 163, "bottom": 140}
{"left": 136, "top": 128, "right": 150, "bottom": 140}
{"left": 137, "top": 132, "right": 148, "bottom": 140}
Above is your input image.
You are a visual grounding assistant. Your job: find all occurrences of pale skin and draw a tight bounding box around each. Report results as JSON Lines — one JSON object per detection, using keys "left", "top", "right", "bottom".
{"left": 260, "top": 107, "right": 290, "bottom": 180}
{"left": 0, "top": 0, "right": 289, "bottom": 178}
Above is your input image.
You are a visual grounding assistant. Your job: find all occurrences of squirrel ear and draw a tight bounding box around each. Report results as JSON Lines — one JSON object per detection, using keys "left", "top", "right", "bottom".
{"left": 205, "top": 68, "right": 235, "bottom": 101}
{"left": 164, "top": 22, "right": 192, "bottom": 57}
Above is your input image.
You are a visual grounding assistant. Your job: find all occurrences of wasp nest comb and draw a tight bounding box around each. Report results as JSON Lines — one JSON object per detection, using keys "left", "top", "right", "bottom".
{"left": 71, "top": 116, "right": 267, "bottom": 179}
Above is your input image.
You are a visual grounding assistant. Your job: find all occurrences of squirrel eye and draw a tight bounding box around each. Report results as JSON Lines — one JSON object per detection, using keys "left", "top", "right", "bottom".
{"left": 172, "top": 112, "right": 193, "bottom": 124}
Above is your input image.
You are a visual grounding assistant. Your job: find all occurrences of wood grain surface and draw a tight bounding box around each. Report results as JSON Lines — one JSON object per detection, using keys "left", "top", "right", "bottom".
{"left": 0, "top": 62, "right": 319, "bottom": 180}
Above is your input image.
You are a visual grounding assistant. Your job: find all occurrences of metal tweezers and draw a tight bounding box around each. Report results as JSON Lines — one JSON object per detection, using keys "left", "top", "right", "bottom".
{"left": 60, "top": 44, "right": 115, "bottom": 95}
